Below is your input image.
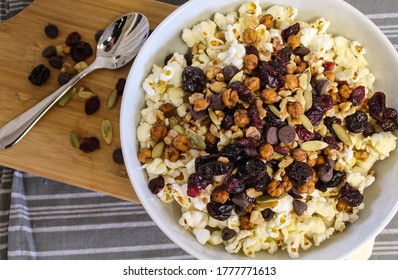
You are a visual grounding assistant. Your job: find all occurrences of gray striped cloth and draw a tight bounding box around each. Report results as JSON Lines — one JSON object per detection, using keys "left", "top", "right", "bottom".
{"left": 1, "top": 0, "right": 398, "bottom": 260}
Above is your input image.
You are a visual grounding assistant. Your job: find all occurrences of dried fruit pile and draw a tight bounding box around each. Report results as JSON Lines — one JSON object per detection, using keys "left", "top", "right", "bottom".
{"left": 137, "top": 2, "right": 398, "bottom": 258}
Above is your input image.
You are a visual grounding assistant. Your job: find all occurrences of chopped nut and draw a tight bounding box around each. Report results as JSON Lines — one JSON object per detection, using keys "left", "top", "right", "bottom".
{"left": 266, "top": 176, "right": 292, "bottom": 197}
{"left": 164, "top": 146, "right": 180, "bottom": 162}
{"left": 297, "top": 180, "right": 315, "bottom": 194}
{"left": 61, "top": 62, "right": 75, "bottom": 75}
{"left": 259, "top": 14, "right": 274, "bottom": 29}
{"left": 234, "top": 109, "right": 250, "bottom": 128}
{"left": 205, "top": 131, "right": 218, "bottom": 144}
{"left": 172, "top": 134, "right": 190, "bottom": 152}
{"left": 242, "top": 27, "right": 257, "bottom": 45}
{"left": 211, "top": 188, "right": 230, "bottom": 204}
{"left": 222, "top": 88, "right": 239, "bottom": 108}
{"left": 286, "top": 62, "right": 298, "bottom": 74}
{"left": 240, "top": 215, "right": 255, "bottom": 230}
{"left": 255, "top": 99, "right": 267, "bottom": 119}
{"left": 210, "top": 81, "right": 228, "bottom": 94}
{"left": 205, "top": 66, "right": 221, "bottom": 81}
{"left": 244, "top": 77, "right": 260, "bottom": 92}
{"left": 339, "top": 84, "right": 351, "bottom": 99}
{"left": 336, "top": 199, "right": 353, "bottom": 212}
{"left": 193, "top": 98, "right": 209, "bottom": 111}
{"left": 287, "top": 34, "right": 300, "bottom": 50}
{"left": 243, "top": 54, "right": 258, "bottom": 71}
{"left": 261, "top": 87, "right": 278, "bottom": 104}
{"left": 316, "top": 155, "right": 326, "bottom": 166}
{"left": 259, "top": 143, "right": 274, "bottom": 161}
{"left": 292, "top": 148, "right": 307, "bottom": 162}
{"left": 138, "top": 148, "right": 152, "bottom": 163}
{"left": 295, "top": 61, "right": 308, "bottom": 74}
{"left": 306, "top": 157, "right": 317, "bottom": 167}
{"left": 150, "top": 124, "right": 168, "bottom": 143}
{"left": 285, "top": 74, "right": 299, "bottom": 90}
{"left": 74, "top": 61, "right": 88, "bottom": 73}
{"left": 159, "top": 103, "right": 176, "bottom": 118}
{"left": 330, "top": 91, "right": 340, "bottom": 104}
{"left": 287, "top": 101, "right": 304, "bottom": 119}
{"left": 245, "top": 126, "right": 261, "bottom": 139}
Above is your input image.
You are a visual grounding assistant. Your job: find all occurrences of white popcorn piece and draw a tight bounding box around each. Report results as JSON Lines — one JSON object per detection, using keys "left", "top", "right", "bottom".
{"left": 225, "top": 230, "right": 252, "bottom": 254}
{"left": 157, "top": 183, "right": 174, "bottom": 203}
{"left": 171, "top": 183, "right": 191, "bottom": 207}
{"left": 136, "top": 123, "right": 151, "bottom": 143}
{"left": 238, "top": 1, "right": 262, "bottom": 17}
{"left": 208, "top": 230, "right": 223, "bottom": 245}
{"left": 225, "top": 23, "right": 242, "bottom": 43}
{"left": 193, "top": 228, "right": 211, "bottom": 245}
{"left": 242, "top": 234, "right": 263, "bottom": 258}
{"left": 179, "top": 210, "right": 209, "bottom": 229}
{"left": 217, "top": 41, "right": 246, "bottom": 69}
{"left": 167, "top": 87, "right": 185, "bottom": 107}
{"left": 369, "top": 132, "right": 397, "bottom": 159}
{"left": 143, "top": 158, "right": 168, "bottom": 176}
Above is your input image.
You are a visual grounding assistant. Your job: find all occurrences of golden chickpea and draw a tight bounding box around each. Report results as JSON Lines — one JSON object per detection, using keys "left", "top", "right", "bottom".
{"left": 138, "top": 148, "right": 152, "bottom": 164}
{"left": 240, "top": 215, "right": 255, "bottom": 230}
{"left": 164, "top": 146, "right": 180, "bottom": 162}
{"left": 285, "top": 74, "right": 299, "bottom": 90}
{"left": 193, "top": 98, "right": 209, "bottom": 111}
{"left": 287, "top": 34, "right": 300, "bottom": 50}
{"left": 260, "top": 87, "right": 278, "bottom": 104}
{"left": 234, "top": 109, "right": 250, "bottom": 128}
{"left": 150, "top": 124, "right": 167, "bottom": 143}
{"left": 316, "top": 155, "right": 326, "bottom": 166}
{"left": 295, "top": 61, "right": 308, "bottom": 74}
{"left": 211, "top": 188, "right": 230, "bottom": 204}
{"left": 259, "top": 143, "right": 274, "bottom": 161}
{"left": 324, "top": 71, "right": 335, "bottom": 81}
{"left": 243, "top": 27, "right": 257, "bottom": 45}
{"left": 339, "top": 84, "right": 351, "bottom": 99}
{"left": 243, "top": 54, "right": 259, "bottom": 71}
{"left": 172, "top": 135, "right": 190, "bottom": 152}
{"left": 259, "top": 14, "right": 274, "bottom": 29}
{"left": 222, "top": 89, "right": 239, "bottom": 108}
{"left": 292, "top": 148, "right": 307, "bottom": 162}
{"left": 159, "top": 103, "right": 175, "bottom": 118}
{"left": 287, "top": 101, "right": 304, "bottom": 119}
{"left": 266, "top": 179, "right": 285, "bottom": 197}
{"left": 205, "top": 131, "right": 218, "bottom": 144}
{"left": 244, "top": 77, "right": 260, "bottom": 92}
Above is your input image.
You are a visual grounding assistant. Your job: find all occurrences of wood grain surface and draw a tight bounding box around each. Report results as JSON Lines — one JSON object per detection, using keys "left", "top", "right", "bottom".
{"left": 0, "top": 0, "right": 177, "bottom": 202}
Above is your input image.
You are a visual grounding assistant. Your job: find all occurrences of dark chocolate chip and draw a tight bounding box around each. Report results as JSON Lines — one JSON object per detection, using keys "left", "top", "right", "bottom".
{"left": 278, "top": 125, "right": 296, "bottom": 143}
{"left": 264, "top": 126, "right": 279, "bottom": 145}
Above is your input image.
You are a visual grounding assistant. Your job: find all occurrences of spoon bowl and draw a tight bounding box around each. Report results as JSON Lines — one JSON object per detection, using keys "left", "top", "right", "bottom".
{"left": 0, "top": 12, "right": 149, "bottom": 149}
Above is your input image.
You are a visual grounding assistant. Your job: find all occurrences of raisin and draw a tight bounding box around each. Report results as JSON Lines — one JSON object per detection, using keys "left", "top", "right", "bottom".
{"left": 95, "top": 30, "right": 105, "bottom": 42}
{"left": 148, "top": 176, "right": 165, "bottom": 194}
{"left": 339, "top": 183, "right": 364, "bottom": 207}
{"left": 49, "top": 56, "right": 63, "bottom": 69}
{"left": 85, "top": 96, "right": 100, "bottom": 115}
{"left": 112, "top": 148, "right": 124, "bottom": 164}
{"left": 345, "top": 111, "right": 368, "bottom": 133}
{"left": 229, "top": 81, "right": 252, "bottom": 102}
{"left": 44, "top": 23, "right": 59, "bottom": 39}
{"left": 236, "top": 137, "right": 262, "bottom": 149}
{"left": 323, "top": 136, "right": 340, "bottom": 150}
{"left": 324, "top": 116, "right": 342, "bottom": 135}
{"left": 264, "top": 105, "right": 285, "bottom": 127}
{"left": 222, "top": 228, "right": 236, "bottom": 241}
{"left": 184, "top": 50, "right": 193, "bottom": 66}
{"left": 164, "top": 53, "right": 174, "bottom": 65}
{"left": 369, "top": 92, "right": 386, "bottom": 122}
{"left": 206, "top": 200, "right": 234, "bottom": 221}
{"left": 71, "top": 41, "right": 93, "bottom": 62}
{"left": 295, "top": 125, "right": 315, "bottom": 141}
{"left": 305, "top": 107, "right": 324, "bottom": 126}
{"left": 66, "top": 32, "right": 81, "bottom": 46}
{"left": 224, "top": 174, "right": 245, "bottom": 194}
{"left": 349, "top": 86, "right": 365, "bottom": 106}
{"left": 222, "top": 65, "right": 239, "bottom": 82}
{"left": 79, "top": 136, "right": 100, "bottom": 153}
{"left": 194, "top": 154, "right": 220, "bottom": 171}
{"left": 182, "top": 66, "right": 206, "bottom": 94}
{"left": 245, "top": 45, "right": 259, "bottom": 57}
{"left": 281, "top": 22, "right": 300, "bottom": 42}
{"left": 380, "top": 118, "right": 398, "bottom": 132}
{"left": 221, "top": 112, "right": 234, "bottom": 129}
{"left": 236, "top": 158, "right": 270, "bottom": 186}
{"left": 205, "top": 142, "right": 219, "bottom": 154}
{"left": 187, "top": 173, "right": 210, "bottom": 197}
{"left": 58, "top": 73, "right": 71, "bottom": 85}
{"left": 28, "top": 64, "right": 50, "bottom": 86}
{"left": 384, "top": 108, "right": 398, "bottom": 119}
{"left": 197, "top": 162, "right": 233, "bottom": 177}
{"left": 42, "top": 46, "right": 56, "bottom": 58}
{"left": 116, "top": 78, "right": 126, "bottom": 96}
{"left": 286, "top": 161, "right": 314, "bottom": 186}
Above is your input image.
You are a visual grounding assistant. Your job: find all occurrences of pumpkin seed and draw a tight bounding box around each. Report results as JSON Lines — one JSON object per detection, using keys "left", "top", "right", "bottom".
{"left": 169, "top": 117, "right": 178, "bottom": 128}
{"left": 152, "top": 141, "right": 165, "bottom": 158}
{"left": 300, "top": 140, "right": 329, "bottom": 151}
{"left": 332, "top": 123, "right": 353, "bottom": 146}
{"left": 266, "top": 165, "right": 274, "bottom": 176}
{"left": 272, "top": 152, "right": 284, "bottom": 160}
{"left": 299, "top": 114, "right": 314, "bottom": 133}
{"left": 229, "top": 70, "right": 244, "bottom": 84}
{"left": 101, "top": 119, "right": 113, "bottom": 145}
{"left": 58, "top": 87, "right": 76, "bottom": 107}
{"left": 107, "top": 89, "right": 119, "bottom": 109}
{"left": 304, "top": 68, "right": 311, "bottom": 86}
{"left": 208, "top": 109, "right": 221, "bottom": 127}
{"left": 268, "top": 104, "right": 281, "bottom": 118}
{"left": 186, "top": 129, "right": 206, "bottom": 150}
{"left": 173, "top": 125, "right": 186, "bottom": 135}
{"left": 304, "top": 89, "right": 312, "bottom": 111}
{"left": 69, "top": 131, "right": 80, "bottom": 148}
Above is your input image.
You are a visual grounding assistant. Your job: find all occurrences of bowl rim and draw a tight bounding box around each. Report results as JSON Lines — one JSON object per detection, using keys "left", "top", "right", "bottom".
{"left": 121, "top": 0, "right": 398, "bottom": 260}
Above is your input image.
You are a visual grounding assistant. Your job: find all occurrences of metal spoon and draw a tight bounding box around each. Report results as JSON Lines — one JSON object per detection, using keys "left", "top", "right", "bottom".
{"left": 0, "top": 13, "right": 149, "bottom": 149}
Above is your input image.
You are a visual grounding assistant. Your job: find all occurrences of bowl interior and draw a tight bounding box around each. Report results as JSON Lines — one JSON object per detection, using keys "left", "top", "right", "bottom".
{"left": 121, "top": 0, "right": 398, "bottom": 259}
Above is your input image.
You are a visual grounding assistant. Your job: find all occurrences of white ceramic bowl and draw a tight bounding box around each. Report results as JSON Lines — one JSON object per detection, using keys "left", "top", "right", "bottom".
{"left": 120, "top": 0, "right": 398, "bottom": 259}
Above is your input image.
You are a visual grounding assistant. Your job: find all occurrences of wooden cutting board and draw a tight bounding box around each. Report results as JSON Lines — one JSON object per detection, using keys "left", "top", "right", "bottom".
{"left": 0, "top": 0, "right": 177, "bottom": 202}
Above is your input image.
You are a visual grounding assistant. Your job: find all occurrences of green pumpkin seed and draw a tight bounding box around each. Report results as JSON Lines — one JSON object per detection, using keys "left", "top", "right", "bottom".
{"left": 300, "top": 140, "right": 329, "bottom": 151}
{"left": 299, "top": 114, "right": 314, "bottom": 133}
{"left": 58, "top": 87, "right": 76, "bottom": 107}
{"left": 69, "top": 131, "right": 80, "bottom": 148}
{"left": 107, "top": 89, "right": 119, "bottom": 109}
{"left": 152, "top": 141, "right": 165, "bottom": 158}
{"left": 332, "top": 123, "right": 353, "bottom": 146}
{"left": 173, "top": 125, "right": 186, "bottom": 135}
{"left": 304, "top": 89, "right": 312, "bottom": 111}
{"left": 268, "top": 104, "right": 281, "bottom": 118}
{"left": 186, "top": 129, "right": 206, "bottom": 150}
{"left": 208, "top": 109, "right": 221, "bottom": 127}
{"left": 169, "top": 117, "right": 178, "bottom": 128}
{"left": 272, "top": 152, "right": 284, "bottom": 160}
{"left": 101, "top": 119, "right": 113, "bottom": 145}
{"left": 229, "top": 70, "right": 244, "bottom": 84}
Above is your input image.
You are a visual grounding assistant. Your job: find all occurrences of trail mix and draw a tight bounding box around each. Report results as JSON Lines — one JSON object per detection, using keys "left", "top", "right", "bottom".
{"left": 137, "top": 1, "right": 398, "bottom": 258}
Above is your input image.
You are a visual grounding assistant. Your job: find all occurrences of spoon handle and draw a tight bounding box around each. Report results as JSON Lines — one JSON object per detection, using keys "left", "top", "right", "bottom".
{"left": 0, "top": 61, "right": 102, "bottom": 149}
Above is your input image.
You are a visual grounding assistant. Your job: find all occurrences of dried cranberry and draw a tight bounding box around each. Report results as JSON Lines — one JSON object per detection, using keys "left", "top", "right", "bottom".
{"left": 261, "top": 208, "right": 275, "bottom": 220}
{"left": 318, "top": 94, "right": 334, "bottom": 111}
{"left": 345, "top": 111, "right": 368, "bottom": 133}
{"left": 28, "top": 64, "right": 50, "bottom": 86}
{"left": 71, "top": 41, "right": 93, "bottom": 62}
{"left": 380, "top": 118, "right": 398, "bottom": 132}
{"left": 197, "top": 162, "right": 233, "bottom": 176}
{"left": 79, "top": 136, "right": 100, "bottom": 153}
{"left": 182, "top": 66, "right": 206, "bottom": 94}
{"left": 222, "top": 228, "right": 236, "bottom": 241}
{"left": 349, "top": 86, "right": 366, "bottom": 106}
{"left": 44, "top": 23, "right": 59, "bottom": 39}
{"left": 323, "top": 136, "right": 340, "bottom": 150}
{"left": 66, "top": 32, "right": 81, "bottom": 46}
{"left": 339, "top": 183, "right": 364, "bottom": 207}
{"left": 42, "top": 46, "right": 56, "bottom": 58}
{"left": 229, "top": 81, "right": 252, "bottom": 102}
{"left": 323, "top": 62, "right": 335, "bottom": 71}
{"left": 264, "top": 105, "right": 285, "bottom": 127}
{"left": 245, "top": 45, "right": 259, "bottom": 57}
{"left": 221, "top": 112, "right": 234, "bottom": 129}
{"left": 237, "top": 137, "right": 262, "bottom": 148}
{"left": 295, "top": 125, "right": 315, "bottom": 141}
{"left": 224, "top": 174, "right": 245, "bottom": 194}
{"left": 187, "top": 173, "right": 210, "bottom": 197}
{"left": 148, "top": 176, "right": 164, "bottom": 194}
{"left": 384, "top": 108, "right": 398, "bottom": 120}
{"left": 369, "top": 92, "right": 386, "bottom": 122}
{"left": 293, "top": 200, "right": 307, "bottom": 216}
{"left": 116, "top": 78, "right": 126, "bottom": 96}
{"left": 281, "top": 22, "right": 300, "bottom": 42}
{"left": 274, "top": 145, "right": 290, "bottom": 156}
{"left": 248, "top": 106, "right": 263, "bottom": 129}
{"left": 222, "top": 65, "right": 239, "bottom": 82}
{"left": 305, "top": 107, "right": 324, "bottom": 126}
{"left": 206, "top": 200, "right": 234, "bottom": 221}
{"left": 85, "top": 96, "right": 100, "bottom": 115}
{"left": 286, "top": 162, "right": 314, "bottom": 186}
